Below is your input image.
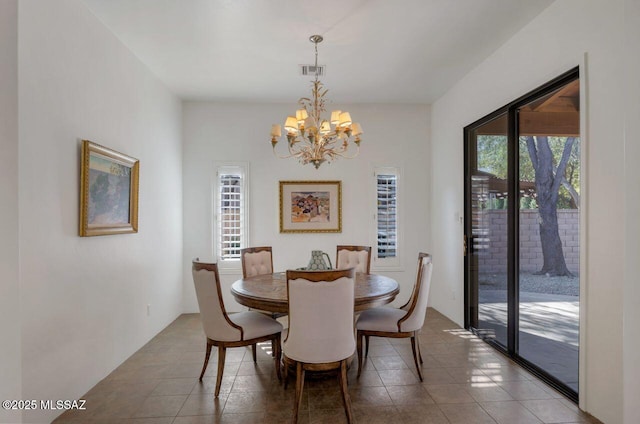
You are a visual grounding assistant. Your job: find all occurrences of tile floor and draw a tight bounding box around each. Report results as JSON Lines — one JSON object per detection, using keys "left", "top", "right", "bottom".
{"left": 53, "top": 308, "right": 601, "bottom": 424}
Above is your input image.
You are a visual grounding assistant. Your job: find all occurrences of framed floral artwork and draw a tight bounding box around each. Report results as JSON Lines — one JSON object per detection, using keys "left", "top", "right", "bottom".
{"left": 279, "top": 180, "right": 341, "bottom": 233}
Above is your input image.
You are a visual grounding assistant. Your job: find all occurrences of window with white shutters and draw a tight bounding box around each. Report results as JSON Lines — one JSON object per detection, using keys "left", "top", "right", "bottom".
{"left": 372, "top": 167, "right": 401, "bottom": 269}
{"left": 214, "top": 164, "right": 248, "bottom": 267}
{"left": 377, "top": 174, "right": 397, "bottom": 258}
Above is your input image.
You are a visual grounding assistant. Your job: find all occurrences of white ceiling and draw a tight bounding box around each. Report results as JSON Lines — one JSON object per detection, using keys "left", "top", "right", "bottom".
{"left": 82, "top": 0, "right": 554, "bottom": 104}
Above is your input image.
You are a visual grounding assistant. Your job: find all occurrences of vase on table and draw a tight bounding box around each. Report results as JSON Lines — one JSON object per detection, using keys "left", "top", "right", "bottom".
{"left": 307, "top": 250, "right": 332, "bottom": 270}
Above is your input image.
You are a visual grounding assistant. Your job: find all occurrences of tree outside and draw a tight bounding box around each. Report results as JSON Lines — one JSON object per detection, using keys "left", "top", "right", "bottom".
{"left": 477, "top": 135, "right": 580, "bottom": 276}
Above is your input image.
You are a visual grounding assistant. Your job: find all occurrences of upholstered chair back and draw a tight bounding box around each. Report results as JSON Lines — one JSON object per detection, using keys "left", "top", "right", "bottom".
{"left": 241, "top": 247, "right": 273, "bottom": 278}
{"left": 284, "top": 269, "right": 356, "bottom": 363}
{"left": 399, "top": 253, "right": 433, "bottom": 332}
{"left": 192, "top": 260, "right": 242, "bottom": 341}
{"left": 401, "top": 255, "right": 423, "bottom": 311}
{"left": 336, "top": 245, "right": 371, "bottom": 274}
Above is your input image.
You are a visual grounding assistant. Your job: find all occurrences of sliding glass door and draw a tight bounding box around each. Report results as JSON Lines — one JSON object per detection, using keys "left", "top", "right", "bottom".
{"left": 466, "top": 112, "right": 509, "bottom": 348}
{"left": 464, "top": 68, "right": 580, "bottom": 400}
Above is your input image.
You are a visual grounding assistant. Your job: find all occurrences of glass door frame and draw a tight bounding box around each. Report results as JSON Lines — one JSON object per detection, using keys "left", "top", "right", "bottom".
{"left": 464, "top": 67, "right": 580, "bottom": 402}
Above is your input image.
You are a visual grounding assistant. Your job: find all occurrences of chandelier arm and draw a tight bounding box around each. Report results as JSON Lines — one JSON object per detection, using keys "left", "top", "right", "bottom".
{"left": 271, "top": 146, "right": 297, "bottom": 160}
{"left": 271, "top": 138, "right": 306, "bottom": 159}
{"left": 324, "top": 143, "right": 360, "bottom": 160}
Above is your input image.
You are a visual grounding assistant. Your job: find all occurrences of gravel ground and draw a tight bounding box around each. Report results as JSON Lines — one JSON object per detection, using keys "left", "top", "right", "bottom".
{"left": 479, "top": 272, "right": 579, "bottom": 296}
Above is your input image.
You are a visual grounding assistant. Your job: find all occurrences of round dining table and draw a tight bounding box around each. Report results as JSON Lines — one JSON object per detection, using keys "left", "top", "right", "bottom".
{"left": 231, "top": 272, "right": 399, "bottom": 314}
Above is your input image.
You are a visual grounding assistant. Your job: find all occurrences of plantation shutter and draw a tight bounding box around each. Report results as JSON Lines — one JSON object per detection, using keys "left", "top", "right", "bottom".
{"left": 218, "top": 172, "right": 243, "bottom": 260}
{"left": 376, "top": 173, "right": 397, "bottom": 258}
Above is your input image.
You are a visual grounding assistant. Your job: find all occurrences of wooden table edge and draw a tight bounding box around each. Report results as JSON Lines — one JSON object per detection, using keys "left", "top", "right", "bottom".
{"left": 230, "top": 274, "right": 399, "bottom": 314}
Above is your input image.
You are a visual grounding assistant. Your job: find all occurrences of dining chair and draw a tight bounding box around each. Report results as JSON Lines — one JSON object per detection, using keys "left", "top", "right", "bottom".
{"left": 241, "top": 246, "right": 274, "bottom": 278}
{"left": 192, "top": 259, "right": 282, "bottom": 397}
{"left": 240, "top": 246, "right": 286, "bottom": 330}
{"left": 355, "top": 252, "right": 433, "bottom": 381}
{"left": 336, "top": 245, "right": 371, "bottom": 274}
{"left": 283, "top": 268, "right": 356, "bottom": 424}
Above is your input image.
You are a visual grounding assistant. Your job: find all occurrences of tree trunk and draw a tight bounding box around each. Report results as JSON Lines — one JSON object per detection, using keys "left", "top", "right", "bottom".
{"left": 526, "top": 136, "right": 574, "bottom": 277}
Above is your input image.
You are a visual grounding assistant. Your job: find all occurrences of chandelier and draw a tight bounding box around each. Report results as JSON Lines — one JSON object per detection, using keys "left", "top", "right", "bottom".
{"left": 270, "top": 35, "right": 363, "bottom": 169}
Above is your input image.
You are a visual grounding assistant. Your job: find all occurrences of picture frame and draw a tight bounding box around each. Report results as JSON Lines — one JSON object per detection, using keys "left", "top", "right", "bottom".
{"left": 279, "top": 180, "right": 342, "bottom": 233}
{"left": 79, "top": 140, "right": 139, "bottom": 237}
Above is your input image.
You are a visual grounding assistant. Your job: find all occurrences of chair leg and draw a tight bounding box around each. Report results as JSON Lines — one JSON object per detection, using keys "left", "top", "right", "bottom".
{"left": 416, "top": 333, "right": 423, "bottom": 364}
{"left": 410, "top": 333, "right": 423, "bottom": 382}
{"left": 252, "top": 344, "right": 257, "bottom": 362}
{"left": 356, "top": 331, "right": 364, "bottom": 378}
{"left": 293, "top": 361, "right": 305, "bottom": 424}
{"left": 365, "top": 334, "right": 370, "bottom": 358}
{"left": 274, "top": 334, "right": 281, "bottom": 381}
{"left": 214, "top": 345, "right": 226, "bottom": 397}
{"left": 283, "top": 357, "right": 289, "bottom": 389}
{"left": 199, "top": 340, "right": 212, "bottom": 381}
{"left": 338, "top": 359, "right": 353, "bottom": 423}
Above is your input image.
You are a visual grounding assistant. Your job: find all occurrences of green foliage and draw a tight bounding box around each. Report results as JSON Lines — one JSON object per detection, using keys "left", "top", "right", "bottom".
{"left": 557, "top": 186, "right": 574, "bottom": 209}
{"left": 479, "top": 197, "right": 507, "bottom": 210}
{"left": 520, "top": 196, "right": 538, "bottom": 209}
{"left": 476, "top": 135, "right": 508, "bottom": 178}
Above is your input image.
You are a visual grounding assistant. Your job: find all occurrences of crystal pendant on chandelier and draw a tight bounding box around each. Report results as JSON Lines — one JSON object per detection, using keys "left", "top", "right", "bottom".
{"left": 269, "top": 35, "right": 363, "bottom": 169}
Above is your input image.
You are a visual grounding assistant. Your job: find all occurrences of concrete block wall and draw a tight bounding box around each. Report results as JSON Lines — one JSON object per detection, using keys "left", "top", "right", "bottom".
{"left": 477, "top": 209, "right": 580, "bottom": 274}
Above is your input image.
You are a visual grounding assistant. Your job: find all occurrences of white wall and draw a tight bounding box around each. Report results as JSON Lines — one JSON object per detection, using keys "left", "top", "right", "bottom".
{"left": 623, "top": 0, "right": 640, "bottom": 422}
{"left": 430, "top": 0, "right": 628, "bottom": 422}
{"left": 18, "top": 1, "right": 183, "bottom": 422}
{"left": 183, "top": 102, "right": 430, "bottom": 312}
{"left": 0, "top": 0, "right": 22, "bottom": 423}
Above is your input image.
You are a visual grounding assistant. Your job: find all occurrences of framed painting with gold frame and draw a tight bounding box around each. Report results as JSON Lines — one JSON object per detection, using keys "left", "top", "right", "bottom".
{"left": 279, "top": 180, "right": 341, "bottom": 233}
{"left": 79, "top": 140, "right": 139, "bottom": 236}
